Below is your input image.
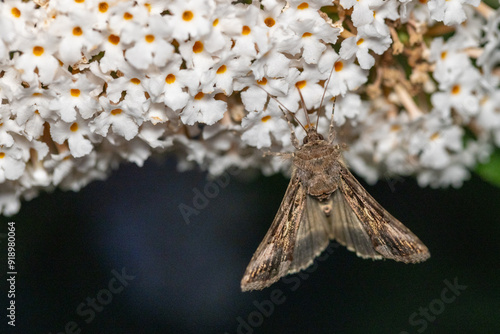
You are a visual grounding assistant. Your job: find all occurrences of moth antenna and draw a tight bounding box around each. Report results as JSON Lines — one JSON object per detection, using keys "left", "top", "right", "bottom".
{"left": 255, "top": 84, "right": 307, "bottom": 132}
{"left": 316, "top": 58, "right": 337, "bottom": 130}
{"left": 327, "top": 97, "right": 336, "bottom": 144}
{"left": 296, "top": 87, "right": 312, "bottom": 131}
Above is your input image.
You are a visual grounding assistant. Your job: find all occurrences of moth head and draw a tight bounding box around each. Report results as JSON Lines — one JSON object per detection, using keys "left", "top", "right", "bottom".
{"left": 303, "top": 128, "right": 324, "bottom": 144}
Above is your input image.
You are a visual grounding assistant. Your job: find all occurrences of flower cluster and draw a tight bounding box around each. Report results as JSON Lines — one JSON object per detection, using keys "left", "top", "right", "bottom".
{"left": 0, "top": 0, "right": 498, "bottom": 215}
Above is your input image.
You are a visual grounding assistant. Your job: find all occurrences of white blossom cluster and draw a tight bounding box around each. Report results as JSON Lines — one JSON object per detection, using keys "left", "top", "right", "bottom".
{"left": 0, "top": 0, "right": 498, "bottom": 215}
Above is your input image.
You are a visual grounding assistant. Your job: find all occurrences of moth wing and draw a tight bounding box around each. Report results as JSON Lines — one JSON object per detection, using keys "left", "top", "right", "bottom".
{"left": 241, "top": 171, "right": 306, "bottom": 292}
{"left": 336, "top": 165, "right": 430, "bottom": 263}
{"left": 288, "top": 194, "right": 332, "bottom": 274}
{"left": 330, "top": 189, "right": 383, "bottom": 260}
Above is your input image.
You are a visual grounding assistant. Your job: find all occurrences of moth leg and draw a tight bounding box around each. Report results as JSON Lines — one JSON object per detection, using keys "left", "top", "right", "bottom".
{"left": 327, "top": 97, "right": 337, "bottom": 144}
{"left": 263, "top": 151, "right": 293, "bottom": 159}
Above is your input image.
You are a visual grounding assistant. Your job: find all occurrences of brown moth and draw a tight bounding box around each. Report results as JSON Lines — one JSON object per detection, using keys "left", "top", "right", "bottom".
{"left": 240, "top": 74, "right": 430, "bottom": 292}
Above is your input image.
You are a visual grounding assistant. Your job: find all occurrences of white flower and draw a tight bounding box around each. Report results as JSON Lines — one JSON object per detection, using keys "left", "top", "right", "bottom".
{"left": 409, "top": 116, "right": 464, "bottom": 169}
{"left": 168, "top": 0, "right": 214, "bottom": 41}
{"left": 241, "top": 99, "right": 290, "bottom": 149}
{"left": 0, "top": 145, "right": 26, "bottom": 182}
{"left": 107, "top": 2, "right": 150, "bottom": 45}
{"left": 250, "top": 48, "right": 292, "bottom": 79}
{"left": 231, "top": 5, "right": 270, "bottom": 58}
{"left": 340, "top": 0, "right": 385, "bottom": 27}
{"left": 98, "top": 32, "right": 127, "bottom": 73}
{"left": 146, "top": 54, "right": 199, "bottom": 110}
{"left": 0, "top": 108, "right": 22, "bottom": 147}
{"left": 429, "top": 37, "right": 472, "bottom": 89}
{"left": 427, "top": 0, "right": 480, "bottom": 25}
{"left": 476, "top": 91, "right": 500, "bottom": 135}
{"left": 329, "top": 93, "right": 365, "bottom": 126}
{"left": 286, "top": 16, "right": 340, "bottom": 64}
{"left": 48, "top": 73, "right": 101, "bottom": 122}
{"left": 431, "top": 67, "right": 481, "bottom": 120}
{"left": 180, "top": 92, "right": 227, "bottom": 125}
{"left": 368, "top": 0, "right": 399, "bottom": 37}
{"left": 50, "top": 115, "right": 96, "bottom": 158}
{"left": 339, "top": 25, "right": 391, "bottom": 70}
{"left": 90, "top": 97, "right": 142, "bottom": 140}
{"left": 14, "top": 34, "right": 61, "bottom": 83}
{"left": 278, "top": 64, "right": 328, "bottom": 113}
{"left": 179, "top": 38, "right": 217, "bottom": 75}
{"left": 239, "top": 76, "right": 290, "bottom": 112}
{"left": 47, "top": 11, "right": 103, "bottom": 65}
{"left": 201, "top": 56, "right": 251, "bottom": 95}
{"left": 322, "top": 53, "right": 368, "bottom": 96}
{"left": 124, "top": 15, "right": 174, "bottom": 70}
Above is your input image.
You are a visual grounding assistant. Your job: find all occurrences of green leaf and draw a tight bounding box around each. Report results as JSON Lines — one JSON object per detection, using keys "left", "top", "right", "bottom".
{"left": 476, "top": 150, "right": 500, "bottom": 187}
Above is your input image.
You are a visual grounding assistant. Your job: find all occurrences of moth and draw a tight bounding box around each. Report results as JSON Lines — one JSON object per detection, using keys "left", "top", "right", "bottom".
{"left": 240, "top": 75, "right": 430, "bottom": 292}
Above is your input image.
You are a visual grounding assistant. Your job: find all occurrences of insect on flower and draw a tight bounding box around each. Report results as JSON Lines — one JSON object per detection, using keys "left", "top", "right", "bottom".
{"left": 241, "top": 65, "right": 430, "bottom": 292}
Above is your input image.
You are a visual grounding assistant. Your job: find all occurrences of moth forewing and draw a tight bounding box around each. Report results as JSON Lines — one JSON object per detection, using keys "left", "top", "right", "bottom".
{"left": 338, "top": 165, "right": 430, "bottom": 263}
{"left": 240, "top": 171, "right": 305, "bottom": 292}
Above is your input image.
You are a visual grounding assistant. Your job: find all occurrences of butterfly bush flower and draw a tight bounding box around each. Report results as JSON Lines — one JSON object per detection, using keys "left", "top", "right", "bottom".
{"left": 0, "top": 0, "right": 499, "bottom": 215}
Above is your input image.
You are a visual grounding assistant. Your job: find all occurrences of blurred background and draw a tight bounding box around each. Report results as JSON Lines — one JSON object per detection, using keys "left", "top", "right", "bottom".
{"left": 1, "top": 157, "right": 498, "bottom": 334}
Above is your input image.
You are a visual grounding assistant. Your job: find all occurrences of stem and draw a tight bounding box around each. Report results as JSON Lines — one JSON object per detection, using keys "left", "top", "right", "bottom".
{"left": 389, "top": 26, "right": 404, "bottom": 55}
{"left": 340, "top": 28, "right": 356, "bottom": 39}
{"left": 475, "top": 1, "right": 494, "bottom": 19}
{"left": 425, "top": 24, "right": 455, "bottom": 37}
{"left": 394, "top": 84, "right": 423, "bottom": 120}
{"left": 464, "top": 47, "right": 483, "bottom": 59}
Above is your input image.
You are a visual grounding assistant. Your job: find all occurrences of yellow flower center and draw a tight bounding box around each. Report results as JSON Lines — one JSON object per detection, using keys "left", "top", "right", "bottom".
{"left": 11, "top": 7, "right": 21, "bottom": 18}
{"left": 98, "top": 2, "right": 109, "bottom": 13}
{"left": 295, "top": 80, "right": 306, "bottom": 89}
{"left": 33, "top": 46, "right": 44, "bottom": 56}
{"left": 297, "top": 2, "right": 309, "bottom": 10}
{"left": 72, "top": 27, "right": 83, "bottom": 36}
{"left": 257, "top": 78, "right": 267, "bottom": 85}
{"left": 216, "top": 65, "right": 227, "bottom": 74}
{"left": 183, "top": 11, "right": 194, "bottom": 21}
{"left": 193, "top": 41, "right": 204, "bottom": 53}
{"left": 242, "top": 26, "right": 251, "bottom": 35}
{"left": 264, "top": 17, "right": 275, "bottom": 27}
{"left": 334, "top": 61, "right": 343, "bottom": 72}
{"left": 108, "top": 34, "right": 120, "bottom": 45}
{"left": 166, "top": 74, "right": 176, "bottom": 84}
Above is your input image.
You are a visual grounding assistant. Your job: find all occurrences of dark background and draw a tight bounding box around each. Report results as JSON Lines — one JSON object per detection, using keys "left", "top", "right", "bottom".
{"left": 1, "top": 157, "right": 498, "bottom": 334}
